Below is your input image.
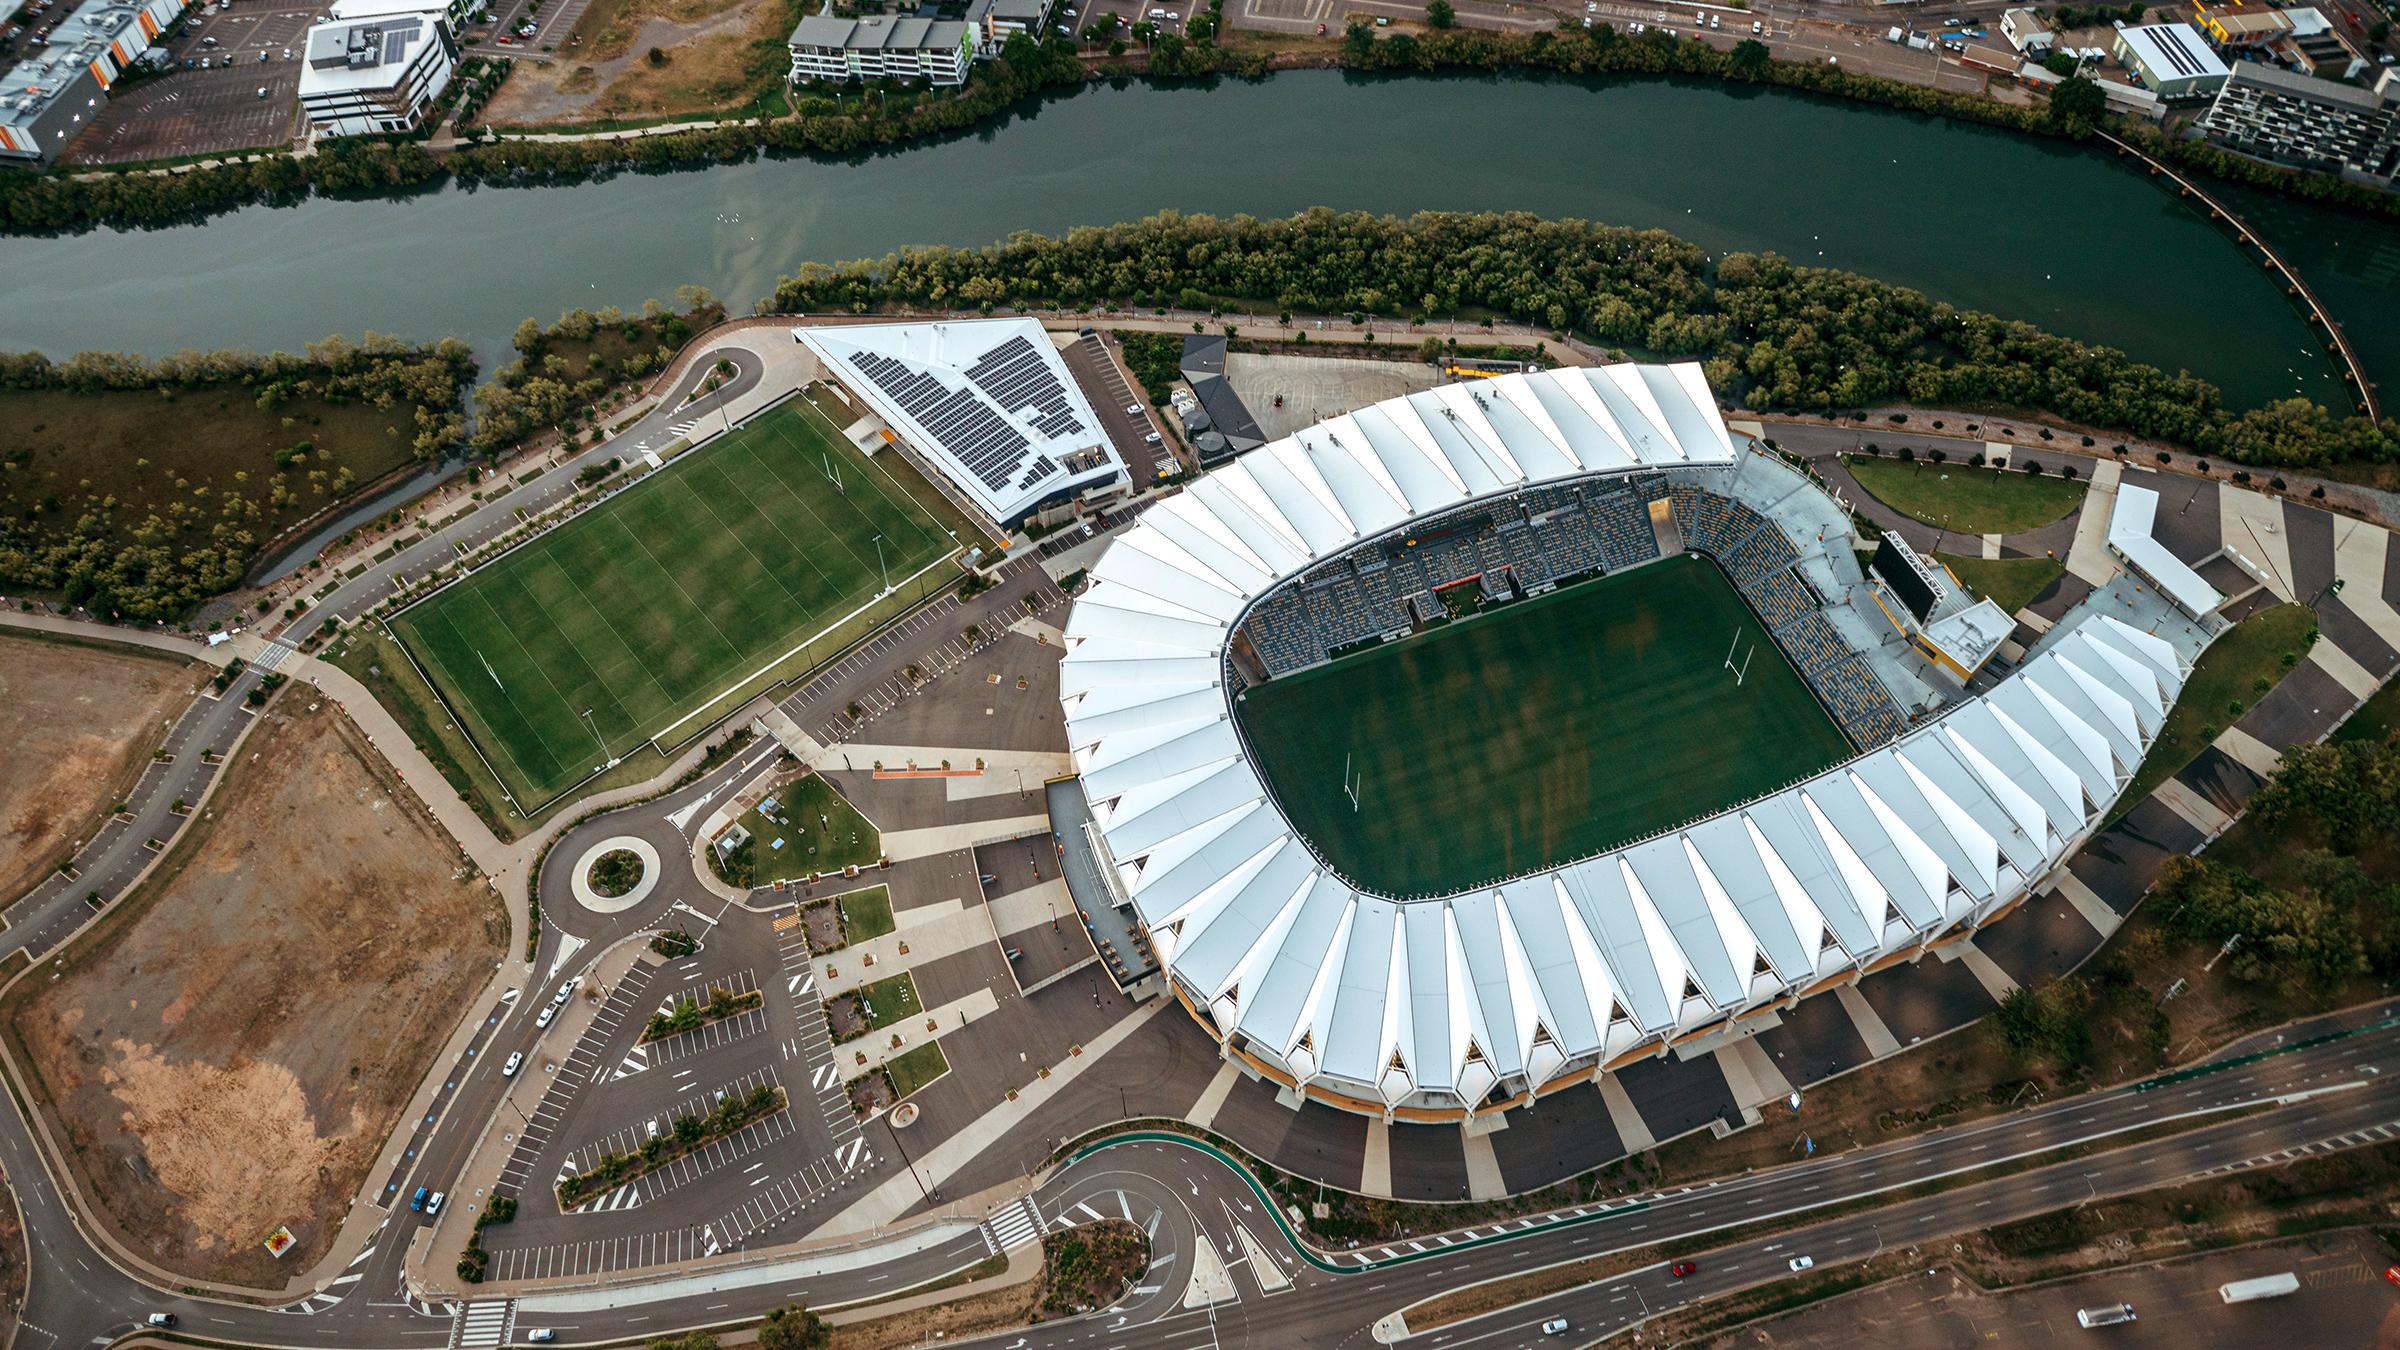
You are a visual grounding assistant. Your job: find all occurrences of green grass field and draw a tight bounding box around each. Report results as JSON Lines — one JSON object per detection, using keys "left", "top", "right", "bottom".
{"left": 391, "top": 403, "right": 954, "bottom": 803}
{"left": 1846, "top": 457, "right": 2087, "bottom": 535}
{"left": 1236, "top": 554, "right": 1853, "bottom": 895}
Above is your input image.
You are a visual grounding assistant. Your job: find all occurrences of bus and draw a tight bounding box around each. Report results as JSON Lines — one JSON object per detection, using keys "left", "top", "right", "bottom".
{"left": 2218, "top": 1273, "right": 2301, "bottom": 1303}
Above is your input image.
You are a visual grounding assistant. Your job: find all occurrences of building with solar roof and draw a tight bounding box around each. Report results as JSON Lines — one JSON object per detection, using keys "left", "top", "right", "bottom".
{"left": 798, "top": 319, "right": 1130, "bottom": 533}
{"left": 1054, "top": 361, "right": 2206, "bottom": 1121}
{"left": 297, "top": 0, "right": 458, "bottom": 138}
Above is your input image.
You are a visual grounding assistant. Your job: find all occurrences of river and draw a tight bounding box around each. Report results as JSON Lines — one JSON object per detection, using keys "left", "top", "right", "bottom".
{"left": 4, "top": 70, "right": 2396, "bottom": 409}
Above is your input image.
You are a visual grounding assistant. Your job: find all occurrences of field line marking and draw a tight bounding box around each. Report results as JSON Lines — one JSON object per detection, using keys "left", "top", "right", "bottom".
{"left": 790, "top": 390, "right": 960, "bottom": 554}
{"left": 647, "top": 551, "right": 959, "bottom": 748}
{"left": 390, "top": 604, "right": 546, "bottom": 808}
{"left": 740, "top": 421, "right": 890, "bottom": 583}
{"left": 530, "top": 546, "right": 682, "bottom": 721}
{"left": 674, "top": 444, "right": 838, "bottom": 608}
{"left": 598, "top": 508, "right": 750, "bottom": 675}
{"left": 459, "top": 576, "right": 618, "bottom": 785}
{"left": 424, "top": 593, "right": 572, "bottom": 796}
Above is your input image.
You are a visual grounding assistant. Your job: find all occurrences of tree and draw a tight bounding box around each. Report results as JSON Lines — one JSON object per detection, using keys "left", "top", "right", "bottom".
{"left": 756, "top": 1305, "right": 831, "bottom": 1350}
{"left": 1426, "top": 0, "right": 1454, "bottom": 27}
{"left": 1727, "top": 38, "right": 1769, "bottom": 75}
{"left": 1342, "top": 19, "right": 1376, "bottom": 60}
{"left": 2048, "top": 75, "right": 2106, "bottom": 131}
{"left": 646, "top": 1334, "right": 721, "bottom": 1350}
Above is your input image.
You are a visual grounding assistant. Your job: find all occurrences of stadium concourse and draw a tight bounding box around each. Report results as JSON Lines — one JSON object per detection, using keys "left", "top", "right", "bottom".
{"left": 1059, "top": 362, "right": 2207, "bottom": 1122}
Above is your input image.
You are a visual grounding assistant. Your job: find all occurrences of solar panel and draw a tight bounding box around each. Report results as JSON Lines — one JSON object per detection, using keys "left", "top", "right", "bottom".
{"left": 965, "top": 335, "right": 1086, "bottom": 441}
{"left": 846, "top": 350, "right": 1031, "bottom": 491}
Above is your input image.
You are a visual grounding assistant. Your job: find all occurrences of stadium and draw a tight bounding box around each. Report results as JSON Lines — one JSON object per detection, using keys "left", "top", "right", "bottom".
{"left": 1059, "top": 362, "right": 2199, "bottom": 1122}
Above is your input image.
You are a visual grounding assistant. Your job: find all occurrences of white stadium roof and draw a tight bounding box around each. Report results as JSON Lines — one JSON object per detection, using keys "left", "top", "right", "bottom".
{"left": 798, "top": 319, "right": 1127, "bottom": 527}
{"left": 1060, "top": 362, "right": 2191, "bottom": 1113}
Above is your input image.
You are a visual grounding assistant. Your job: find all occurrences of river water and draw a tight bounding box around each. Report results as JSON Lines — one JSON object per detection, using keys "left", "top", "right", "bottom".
{"left": 5, "top": 70, "right": 2396, "bottom": 409}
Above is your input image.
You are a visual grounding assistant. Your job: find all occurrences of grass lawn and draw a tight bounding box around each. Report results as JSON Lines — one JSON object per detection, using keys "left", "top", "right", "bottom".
{"left": 884, "top": 1041, "right": 949, "bottom": 1101}
{"left": 1934, "top": 553, "right": 2064, "bottom": 618}
{"left": 389, "top": 401, "right": 955, "bottom": 805}
{"left": 1847, "top": 456, "right": 2087, "bottom": 535}
{"left": 739, "top": 774, "right": 879, "bottom": 884}
{"left": 834, "top": 883, "right": 895, "bottom": 943}
{"left": 2333, "top": 674, "right": 2400, "bottom": 745}
{"left": 1235, "top": 554, "right": 1851, "bottom": 894}
{"left": 2115, "top": 602, "right": 2317, "bottom": 817}
{"left": 858, "top": 973, "right": 921, "bottom": 1030}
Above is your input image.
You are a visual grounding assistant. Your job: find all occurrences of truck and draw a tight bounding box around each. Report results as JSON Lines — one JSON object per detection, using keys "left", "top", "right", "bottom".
{"left": 2218, "top": 1273, "right": 2301, "bottom": 1303}
{"left": 1887, "top": 24, "right": 1904, "bottom": 41}
{"left": 2074, "top": 1304, "right": 2136, "bottom": 1328}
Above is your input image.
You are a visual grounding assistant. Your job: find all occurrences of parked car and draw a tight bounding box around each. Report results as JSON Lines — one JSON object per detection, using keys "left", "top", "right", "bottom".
{"left": 409, "top": 1186, "right": 430, "bottom": 1212}
{"left": 535, "top": 1002, "right": 558, "bottom": 1028}
{"left": 502, "top": 1051, "right": 524, "bottom": 1077}
{"left": 255, "top": 84, "right": 266, "bottom": 96}
{"left": 424, "top": 1191, "right": 446, "bottom": 1215}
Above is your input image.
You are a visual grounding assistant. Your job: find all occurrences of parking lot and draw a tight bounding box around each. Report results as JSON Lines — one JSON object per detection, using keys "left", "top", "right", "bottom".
{"left": 62, "top": 0, "right": 319, "bottom": 164}
{"left": 1060, "top": 332, "right": 1179, "bottom": 485}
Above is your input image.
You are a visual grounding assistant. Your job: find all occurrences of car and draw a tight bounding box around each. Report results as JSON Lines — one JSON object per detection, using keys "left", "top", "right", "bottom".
{"left": 1540, "top": 1320, "right": 1570, "bottom": 1337}
{"left": 2384, "top": 1265, "right": 2400, "bottom": 1287}
{"left": 1314, "top": 20, "right": 1325, "bottom": 32}
{"left": 409, "top": 1186, "right": 430, "bottom": 1212}
{"left": 1581, "top": 15, "right": 1591, "bottom": 25}
{"left": 201, "top": 33, "right": 218, "bottom": 44}
{"left": 1787, "top": 1255, "right": 1814, "bottom": 1272}
{"left": 1669, "top": 1260, "right": 1698, "bottom": 1278}
{"left": 182, "top": 56, "right": 195, "bottom": 66}
{"left": 282, "top": 45, "right": 291, "bottom": 57}
{"left": 646, "top": 1119, "right": 663, "bottom": 1139}
{"left": 502, "top": 1050, "right": 524, "bottom": 1077}
{"left": 1708, "top": 14, "right": 1718, "bottom": 26}
{"left": 258, "top": 48, "right": 268, "bottom": 59}
{"left": 553, "top": 978, "right": 577, "bottom": 1005}
{"left": 494, "top": 34, "right": 512, "bottom": 42}
{"left": 1374, "top": 14, "right": 1388, "bottom": 24}
{"left": 255, "top": 84, "right": 267, "bottom": 96}
{"left": 526, "top": 1333, "right": 556, "bottom": 1344}
{"left": 1750, "top": 19, "right": 1760, "bottom": 32}
{"left": 146, "top": 1314, "right": 178, "bottom": 1328}
{"left": 1143, "top": 432, "right": 1162, "bottom": 443}
{"left": 1692, "top": 10, "right": 1702, "bottom": 21}
{"left": 424, "top": 1191, "right": 446, "bottom": 1215}
{"left": 536, "top": 1002, "right": 558, "bottom": 1028}
{"left": 1124, "top": 402, "right": 1142, "bottom": 415}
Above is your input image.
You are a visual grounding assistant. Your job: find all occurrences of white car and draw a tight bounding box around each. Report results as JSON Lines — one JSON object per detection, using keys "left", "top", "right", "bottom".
{"left": 552, "top": 978, "right": 577, "bottom": 1005}
{"left": 526, "top": 1333, "right": 556, "bottom": 1344}
{"left": 502, "top": 1051, "right": 524, "bottom": 1077}
{"left": 425, "top": 1191, "right": 446, "bottom": 1215}
{"left": 1787, "top": 1255, "right": 1814, "bottom": 1272}
{"left": 536, "top": 1003, "right": 558, "bottom": 1029}
{"left": 1541, "top": 1319, "right": 1570, "bottom": 1337}
{"left": 1124, "top": 402, "right": 1142, "bottom": 415}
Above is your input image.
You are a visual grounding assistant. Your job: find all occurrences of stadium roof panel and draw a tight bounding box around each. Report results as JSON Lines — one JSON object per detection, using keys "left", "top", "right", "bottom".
{"left": 796, "top": 319, "right": 1127, "bottom": 528}
{"left": 1061, "top": 363, "right": 2189, "bottom": 1113}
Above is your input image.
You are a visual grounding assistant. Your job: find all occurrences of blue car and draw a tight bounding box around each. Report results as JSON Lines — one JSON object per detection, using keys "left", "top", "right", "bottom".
{"left": 409, "top": 1186, "right": 430, "bottom": 1212}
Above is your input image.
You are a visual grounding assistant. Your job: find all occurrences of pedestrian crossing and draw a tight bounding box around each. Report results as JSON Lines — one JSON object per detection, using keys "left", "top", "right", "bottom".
{"left": 2193, "top": 1119, "right": 2400, "bottom": 1176}
{"left": 668, "top": 419, "right": 702, "bottom": 440}
{"left": 251, "top": 639, "right": 297, "bottom": 673}
{"left": 983, "top": 1197, "right": 1043, "bottom": 1255}
{"left": 450, "top": 1300, "right": 514, "bottom": 1349}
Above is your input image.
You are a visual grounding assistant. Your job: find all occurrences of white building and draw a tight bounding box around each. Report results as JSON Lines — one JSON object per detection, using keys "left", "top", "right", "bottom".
{"left": 2000, "top": 6, "right": 2053, "bottom": 54}
{"left": 797, "top": 318, "right": 1129, "bottom": 530}
{"left": 2110, "top": 22, "right": 2230, "bottom": 100}
{"left": 786, "top": 14, "right": 974, "bottom": 87}
{"left": 296, "top": 0, "right": 457, "bottom": 137}
{"left": 967, "top": 0, "right": 1052, "bottom": 52}
{"left": 1059, "top": 363, "right": 2195, "bottom": 1119}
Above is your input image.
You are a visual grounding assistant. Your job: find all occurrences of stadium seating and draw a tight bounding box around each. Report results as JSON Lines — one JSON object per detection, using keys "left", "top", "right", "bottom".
{"left": 1230, "top": 472, "right": 1922, "bottom": 756}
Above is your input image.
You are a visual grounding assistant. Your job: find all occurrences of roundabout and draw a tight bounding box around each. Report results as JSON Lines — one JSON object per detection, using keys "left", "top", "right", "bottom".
{"left": 568, "top": 836, "right": 661, "bottom": 914}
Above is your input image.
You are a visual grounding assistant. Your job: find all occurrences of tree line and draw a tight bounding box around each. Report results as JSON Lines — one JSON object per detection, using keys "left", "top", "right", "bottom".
{"left": 0, "top": 335, "right": 472, "bottom": 620}
{"left": 765, "top": 207, "right": 2398, "bottom": 469}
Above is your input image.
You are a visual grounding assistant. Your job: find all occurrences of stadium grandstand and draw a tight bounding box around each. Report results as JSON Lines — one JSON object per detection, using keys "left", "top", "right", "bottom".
{"left": 797, "top": 318, "right": 1129, "bottom": 530}
{"left": 1057, "top": 362, "right": 2199, "bottom": 1121}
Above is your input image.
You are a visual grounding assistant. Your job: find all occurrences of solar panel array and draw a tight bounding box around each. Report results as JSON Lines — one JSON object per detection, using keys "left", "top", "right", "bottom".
{"left": 845, "top": 349, "right": 1033, "bottom": 492}
{"left": 965, "top": 335, "right": 1085, "bottom": 441}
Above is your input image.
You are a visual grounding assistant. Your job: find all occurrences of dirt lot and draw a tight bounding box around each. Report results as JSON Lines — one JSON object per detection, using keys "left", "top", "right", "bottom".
{"left": 478, "top": 0, "right": 790, "bottom": 124}
{"left": 7, "top": 697, "right": 504, "bottom": 1287}
{"left": 0, "top": 633, "right": 201, "bottom": 905}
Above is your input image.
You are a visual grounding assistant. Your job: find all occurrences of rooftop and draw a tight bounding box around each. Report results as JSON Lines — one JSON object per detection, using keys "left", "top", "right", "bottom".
{"left": 2114, "top": 22, "right": 2230, "bottom": 82}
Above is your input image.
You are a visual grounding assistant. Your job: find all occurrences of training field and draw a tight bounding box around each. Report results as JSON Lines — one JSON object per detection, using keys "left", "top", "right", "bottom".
{"left": 392, "top": 402, "right": 954, "bottom": 803}
{"left": 1236, "top": 554, "right": 1852, "bottom": 896}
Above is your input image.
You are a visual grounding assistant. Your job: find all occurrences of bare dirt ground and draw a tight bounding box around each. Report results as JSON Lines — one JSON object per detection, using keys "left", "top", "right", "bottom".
{"left": 8, "top": 697, "right": 505, "bottom": 1288}
{"left": 479, "top": 0, "right": 783, "bottom": 125}
{"left": 0, "top": 633, "right": 201, "bottom": 906}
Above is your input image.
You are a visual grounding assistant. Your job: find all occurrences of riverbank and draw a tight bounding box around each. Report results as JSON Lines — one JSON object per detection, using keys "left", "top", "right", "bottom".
{"left": 7, "top": 27, "right": 2396, "bottom": 242}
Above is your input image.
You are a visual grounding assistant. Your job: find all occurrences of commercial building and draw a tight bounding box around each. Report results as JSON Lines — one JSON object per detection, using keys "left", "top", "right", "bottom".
{"left": 0, "top": 0, "right": 192, "bottom": 164}
{"left": 2187, "top": 2, "right": 2292, "bottom": 48}
{"left": 295, "top": 0, "right": 458, "bottom": 137}
{"left": 2000, "top": 7, "right": 2054, "bottom": 54}
{"left": 967, "top": 0, "right": 1052, "bottom": 52}
{"left": 1059, "top": 363, "right": 2194, "bottom": 1120}
{"left": 2111, "top": 22, "right": 2230, "bottom": 99}
{"left": 2279, "top": 7, "right": 2367, "bottom": 81}
{"left": 1865, "top": 535, "right": 2013, "bottom": 684}
{"left": 786, "top": 14, "right": 974, "bottom": 86}
{"left": 797, "top": 318, "right": 1129, "bottom": 530}
{"left": 2199, "top": 62, "right": 2400, "bottom": 179}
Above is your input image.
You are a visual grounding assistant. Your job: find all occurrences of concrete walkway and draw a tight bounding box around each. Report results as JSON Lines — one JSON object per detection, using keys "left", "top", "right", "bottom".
{"left": 881, "top": 815, "right": 1050, "bottom": 862}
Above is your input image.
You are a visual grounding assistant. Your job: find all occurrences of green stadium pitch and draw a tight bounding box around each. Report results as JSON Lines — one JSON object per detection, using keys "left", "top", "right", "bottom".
{"left": 1235, "top": 553, "right": 1852, "bottom": 896}
{"left": 390, "top": 402, "right": 954, "bottom": 806}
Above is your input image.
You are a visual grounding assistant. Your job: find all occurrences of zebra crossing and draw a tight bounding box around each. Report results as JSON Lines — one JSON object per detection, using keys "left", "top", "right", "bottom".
{"left": 250, "top": 639, "right": 298, "bottom": 674}
{"left": 667, "top": 419, "right": 702, "bottom": 441}
{"left": 450, "top": 1300, "right": 514, "bottom": 1349}
{"left": 2192, "top": 1119, "right": 2400, "bottom": 1177}
{"left": 982, "top": 1197, "right": 1044, "bottom": 1255}
{"left": 278, "top": 1237, "right": 376, "bottom": 1314}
